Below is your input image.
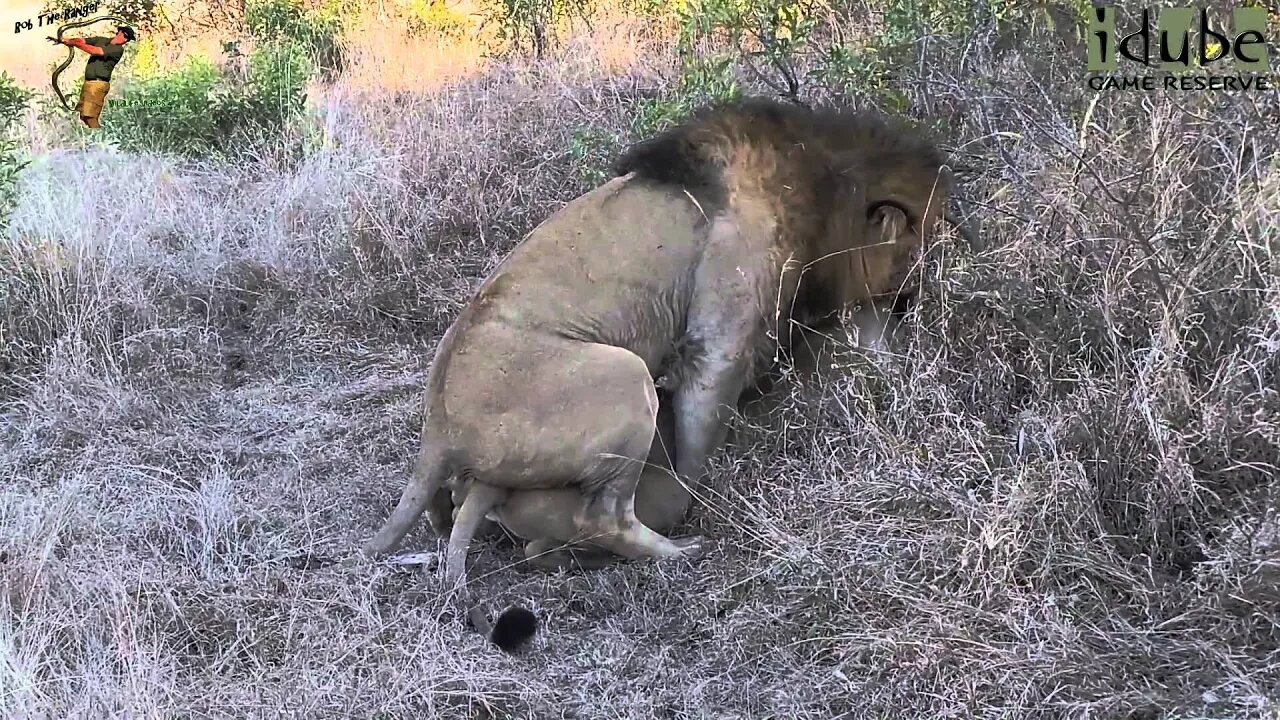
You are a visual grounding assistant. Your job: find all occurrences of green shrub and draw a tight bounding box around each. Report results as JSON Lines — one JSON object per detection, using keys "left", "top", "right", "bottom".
{"left": 567, "top": 126, "right": 620, "bottom": 186}
{"left": 103, "top": 41, "right": 312, "bottom": 160}
{"left": 667, "top": 0, "right": 892, "bottom": 107}
{"left": 657, "top": 0, "right": 1088, "bottom": 113}
{"left": 631, "top": 55, "right": 741, "bottom": 138}
{"left": 0, "top": 73, "right": 32, "bottom": 228}
{"left": 400, "top": 0, "right": 474, "bottom": 39}
{"left": 572, "top": 53, "right": 742, "bottom": 186}
{"left": 850, "top": 0, "right": 1091, "bottom": 103}
{"left": 244, "top": 0, "right": 346, "bottom": 81}
{"left": 99, "top": 0, "right": 325, "bottom": 161}
{"left": 676, "top": 0, "right": 815, "bottom": 102}
{"left": 104, "top": 55, "right": 221, "bottom": 156}
{"left": 486, "top": 0, "right": 593, "bottom": 57}
{"left": 231, "top": 40, "right": 311, "bottom": 135}
{"left": 809, "top": 42, "right": 904, "bottom": 110}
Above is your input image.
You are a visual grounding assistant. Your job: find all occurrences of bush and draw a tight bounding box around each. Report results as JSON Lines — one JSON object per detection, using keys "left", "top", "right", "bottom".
{"left": 0, "top": 73, "right": 32, "bottom": 228}
{"left": 244, "top": 0, "right": 347, "bottom": 81}
{"left": 656, "top": 0, "right": 1091, "bottom": 112}
{"left": 567, "top": 125, "right": 620, "bottom": 186}
{"left": 399, "top": 0, "right": 475, "bottom": 39}
{"left": 675, "top": 0, "right": 815, "bottom": 102}
{"left": 630, "top": 55, "right": 741, "bottom": 137}
{"left": 103, "top": 41, "right": 312, "bottom": 160}
{"left": 486, "top": 0, "right": 593, "bottom": 57}
{"left": 83, "top": 0, "right": 343, "bottom": 161}
{"left": 221, "top": 40, "right": 311, "bottom": 139}
{"left": 103, "top": 55, "right": 221, "bottom": 156}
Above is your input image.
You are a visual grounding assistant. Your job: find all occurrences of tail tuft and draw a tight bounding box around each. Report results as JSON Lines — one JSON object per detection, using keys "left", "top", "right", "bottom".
{"left": 489, "top": 606, "right": 538, "bottom": 652}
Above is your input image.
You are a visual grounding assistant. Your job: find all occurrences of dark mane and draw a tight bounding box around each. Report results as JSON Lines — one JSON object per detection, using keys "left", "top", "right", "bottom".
{"left": 610, "top": 97, "right": 806, "bottom": 210}
{"left": 610, "top": 96, "right": 947, "bottom": 214}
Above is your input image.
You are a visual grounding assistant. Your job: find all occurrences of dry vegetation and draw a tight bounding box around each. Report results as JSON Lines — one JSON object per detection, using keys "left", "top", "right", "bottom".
{"left": 2, "top": 3, "right": 1279, "bottom": 718}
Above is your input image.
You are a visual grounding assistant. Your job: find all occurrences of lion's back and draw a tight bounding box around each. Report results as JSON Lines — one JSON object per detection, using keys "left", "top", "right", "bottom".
{"left": 459, "top": 174, "right": 709, "bottom": 341}
{"left": 504, "top": 174, "right": 710, "bottom": 295}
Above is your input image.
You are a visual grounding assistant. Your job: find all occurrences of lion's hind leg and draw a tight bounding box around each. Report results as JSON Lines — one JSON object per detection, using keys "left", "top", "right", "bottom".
{"left": 498, "top": 398, "right": 692, "bottom": 572}
{"left": 562, "top": 344, "right": 706, "bottom": 562}
{"left": 571, "top": 435, "right": 706, "bottom": 561}
{"left": 468, "top": 339, "right": 704, "bottom": 563}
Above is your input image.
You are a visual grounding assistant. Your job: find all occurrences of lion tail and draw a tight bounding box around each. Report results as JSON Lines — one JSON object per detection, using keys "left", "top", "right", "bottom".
{"left": 446, "top": 480, "right": 539, "bottom": 653}
{"left": 363, "top": 440, "right": 450, "bottom": 557}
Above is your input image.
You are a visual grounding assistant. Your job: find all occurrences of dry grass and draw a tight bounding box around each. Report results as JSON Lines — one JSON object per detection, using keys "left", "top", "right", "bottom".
{"left": 2, "top": 8, "right": 1279, "bottom": 720}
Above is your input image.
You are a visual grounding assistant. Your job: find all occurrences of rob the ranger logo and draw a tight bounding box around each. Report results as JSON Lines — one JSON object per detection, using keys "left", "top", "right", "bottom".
{"left": 1086, "top": 5, "right": 1273, "bottom": 92}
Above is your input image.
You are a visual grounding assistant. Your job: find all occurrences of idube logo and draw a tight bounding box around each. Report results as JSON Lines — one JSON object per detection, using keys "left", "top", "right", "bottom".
{"left": 1086, "top": 5, "right": 1272, "bottom": 91}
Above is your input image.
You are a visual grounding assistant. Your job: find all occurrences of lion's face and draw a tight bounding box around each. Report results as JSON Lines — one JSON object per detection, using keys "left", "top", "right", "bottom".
{"left": 816, "top": 158, "right": 950, "bottom": 310}
{"left": 860, "top": 158, "right": 952, "bottom": 297}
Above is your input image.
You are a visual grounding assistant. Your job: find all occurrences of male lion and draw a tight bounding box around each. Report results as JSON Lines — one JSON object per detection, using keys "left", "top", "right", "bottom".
{"left": 362, "top": 97, "right": 952, "bottom": 651}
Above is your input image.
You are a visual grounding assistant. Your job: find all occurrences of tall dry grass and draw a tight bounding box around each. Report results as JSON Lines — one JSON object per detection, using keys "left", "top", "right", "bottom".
{"left": 1, "top": 6, "right": 1278, "bottom": 719}
{"left": 335, "top": 0, "right": 674, "bottom": 92}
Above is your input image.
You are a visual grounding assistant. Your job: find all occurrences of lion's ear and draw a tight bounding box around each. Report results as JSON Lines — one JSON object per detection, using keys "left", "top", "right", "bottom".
{"left": 868, "top": 202, "right": 910, "bottom": 246}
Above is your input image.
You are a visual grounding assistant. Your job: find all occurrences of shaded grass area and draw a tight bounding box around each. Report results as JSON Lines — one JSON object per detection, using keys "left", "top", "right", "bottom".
{"left": 2, "top": 29, "right": 1279, "bottom": 720}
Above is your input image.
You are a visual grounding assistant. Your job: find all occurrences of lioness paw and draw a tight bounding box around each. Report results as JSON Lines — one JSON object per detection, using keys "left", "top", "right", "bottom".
{"left": 672, "top": 535, "right": 711, "bottom": 559}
